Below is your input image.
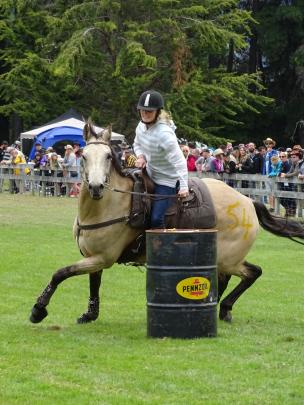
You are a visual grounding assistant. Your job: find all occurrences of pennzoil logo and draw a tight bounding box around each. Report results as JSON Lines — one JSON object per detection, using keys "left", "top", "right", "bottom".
{"left": 176, "top": 277, "right": 210, "bottom": 300}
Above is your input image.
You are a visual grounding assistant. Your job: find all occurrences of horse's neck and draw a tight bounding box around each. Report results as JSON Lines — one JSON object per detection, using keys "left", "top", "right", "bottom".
{"left": 78, "top": 168, "right": 133, "bottom": 223}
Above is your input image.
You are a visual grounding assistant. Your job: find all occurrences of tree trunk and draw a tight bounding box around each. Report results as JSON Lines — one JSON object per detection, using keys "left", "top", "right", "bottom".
{"left": 9, "top": 112, "right": 23, "bottom": 143}
{"left": 227, "top": 39, "right": 234, "bottom": 73}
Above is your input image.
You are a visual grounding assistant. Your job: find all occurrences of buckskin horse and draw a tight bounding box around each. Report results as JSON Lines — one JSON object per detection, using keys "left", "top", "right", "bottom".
{"left": 30, "top": 123, "right": 304, "bottom": 325}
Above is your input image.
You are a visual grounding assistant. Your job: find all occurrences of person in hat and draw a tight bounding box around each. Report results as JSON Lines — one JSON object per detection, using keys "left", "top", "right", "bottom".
{"left": 262, "top": 138, "right": 278, "bottom": 210}
{"left": 40, "top": 146, "right": 54, "bottom": 166}
{"left": 210, "top": 148, "right": 224, "bottom": 173}
{"left": 13, "top": 140, "right": 21, "bottom": 149}
{"left": 61, "top": 144, "right": 78, "bottom": 196}
{"left": 195, "top": 148, "right": 213, "bottom": 173}
{"left": 62, "top": 145, "right": 77, "bottom": 175}
{"left": 133, "top": 89, "right": 188, "bottom": 228}
{"left": 263, "top": 138, "right": 278, "bottom": 173}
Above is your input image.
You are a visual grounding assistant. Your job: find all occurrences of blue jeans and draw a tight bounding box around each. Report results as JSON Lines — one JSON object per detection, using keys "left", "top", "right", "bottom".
{"left": 151, "top": 183, "right": 176, "bottom": 228}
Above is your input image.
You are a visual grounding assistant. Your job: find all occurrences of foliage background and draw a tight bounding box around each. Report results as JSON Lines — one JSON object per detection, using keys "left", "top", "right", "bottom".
{"left": 1, "top": 1, "right": 304, "bottom": 146}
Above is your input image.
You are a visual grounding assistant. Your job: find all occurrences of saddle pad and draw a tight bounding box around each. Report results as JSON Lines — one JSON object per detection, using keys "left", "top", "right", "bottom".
{"left": 165, "top": 177, "right": 216, "bottom": 229}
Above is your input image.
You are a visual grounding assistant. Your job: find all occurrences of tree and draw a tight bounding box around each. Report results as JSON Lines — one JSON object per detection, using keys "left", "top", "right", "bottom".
{"left": 0, "top": 0, "right": 71, "bottom": 139}
{"left": 0, "top": 0, "right": 273, "bottom": 146}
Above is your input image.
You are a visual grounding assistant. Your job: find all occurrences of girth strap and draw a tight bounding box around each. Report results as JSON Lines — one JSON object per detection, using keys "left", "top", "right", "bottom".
{"left": 77, "top": 216, "right": 129, "bottom": 231}
{"left": 76, "top": 215, "right": 129, "bottom": 256}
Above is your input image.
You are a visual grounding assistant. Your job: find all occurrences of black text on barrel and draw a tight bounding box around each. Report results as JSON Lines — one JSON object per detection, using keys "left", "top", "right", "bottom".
{"left": 146, "top": 229, "right": 218, "bottom": 339}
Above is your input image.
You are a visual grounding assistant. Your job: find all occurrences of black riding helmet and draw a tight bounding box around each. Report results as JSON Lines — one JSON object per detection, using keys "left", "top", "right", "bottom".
{"left": 137, "top": 90, "right": 164, "bottom": 111}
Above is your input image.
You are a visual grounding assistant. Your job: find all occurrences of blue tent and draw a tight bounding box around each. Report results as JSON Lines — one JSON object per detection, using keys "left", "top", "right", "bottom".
{"left": 28, "top": 126, "right": 86, "bottom": 160}
{"left": 21, "top": 109, "right": 125, "bottom": 159}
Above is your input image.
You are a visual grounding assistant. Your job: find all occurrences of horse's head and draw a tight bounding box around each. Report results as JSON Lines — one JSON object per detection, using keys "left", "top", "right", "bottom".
{"left": 81, "top": 120, "right": 112, "bottom": 200}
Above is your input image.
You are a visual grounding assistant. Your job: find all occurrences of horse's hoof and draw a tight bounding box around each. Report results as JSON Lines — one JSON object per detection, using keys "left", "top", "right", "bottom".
{"left": 29, "top": 304, "right": 48, "bottom": 323}
{"left": 77, "top": 312, "right": 98, "bottom": 324}
{"left": 219, "top": 308, "right": 232, "bottom": 323}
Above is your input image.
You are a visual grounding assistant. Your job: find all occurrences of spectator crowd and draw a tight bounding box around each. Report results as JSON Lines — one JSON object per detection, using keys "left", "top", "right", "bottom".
{"left": 179, "top": 137, "right": 304, "bottom": 216}
{"left": 0, "top": 136, "right": 303, "bottom": 216}
{"left": 0, "top": 140, "right": 82, "bottom": 197}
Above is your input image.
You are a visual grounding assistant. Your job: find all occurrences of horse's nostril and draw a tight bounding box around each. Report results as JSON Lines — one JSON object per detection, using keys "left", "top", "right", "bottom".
{"left": 89, "top": 183, "right": 104, "bottom": 194}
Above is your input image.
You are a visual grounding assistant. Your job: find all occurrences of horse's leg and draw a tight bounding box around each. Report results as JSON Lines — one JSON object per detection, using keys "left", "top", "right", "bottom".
{"left": 30, "top": 255, "right": 105, "bottom": 323}
{"left": 218, "top": 273, "right": 231, "bottom": 302}
{"left": 77, "top": 270, "right": 103, "bottom": 324}
{"left": 219, "top": 261, "right": 262, "bottom": 323}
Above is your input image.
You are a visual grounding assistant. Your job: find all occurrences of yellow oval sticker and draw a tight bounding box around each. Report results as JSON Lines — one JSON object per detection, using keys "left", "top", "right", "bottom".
{"left": 176, "top": 277, "right": 210, "bottom": 300}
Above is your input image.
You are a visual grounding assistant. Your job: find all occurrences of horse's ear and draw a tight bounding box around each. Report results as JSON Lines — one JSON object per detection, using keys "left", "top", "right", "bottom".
{"left": 83, "top": 122, "right": 91, "bottom": 142}
{"left": 102, "top": 124, "right": 112, "bottom": 143}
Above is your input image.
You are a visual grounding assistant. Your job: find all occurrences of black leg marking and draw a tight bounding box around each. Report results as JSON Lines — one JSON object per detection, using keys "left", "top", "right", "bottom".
{"left": 219, "top": 261, "right": 262, "bottom": 323}
{"left": 29, "top": 265, "right": 81, "bottom": 324}
{"left": 77, "top": 270, "right": 103, "bottom": 324}
{"left": 218, "top": 273, "right": 231, "bottom": 302}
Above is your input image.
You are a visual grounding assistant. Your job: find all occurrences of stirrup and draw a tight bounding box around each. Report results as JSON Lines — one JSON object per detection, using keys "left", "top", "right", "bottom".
{"left": 131, "top": 234, "right": 145, "bottom": 254}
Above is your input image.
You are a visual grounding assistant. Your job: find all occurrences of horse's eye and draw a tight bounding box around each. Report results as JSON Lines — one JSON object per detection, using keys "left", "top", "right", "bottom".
{"left": 82, "top": 155, "right": 86, "bottom": 161}
{"left": 106, "top": 153, "right": 112, "bottom": 160}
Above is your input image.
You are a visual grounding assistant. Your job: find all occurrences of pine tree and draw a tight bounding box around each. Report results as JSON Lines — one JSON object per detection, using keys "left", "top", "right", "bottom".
{"left": 0, "top": 0, "right": 273, "bottom": 145}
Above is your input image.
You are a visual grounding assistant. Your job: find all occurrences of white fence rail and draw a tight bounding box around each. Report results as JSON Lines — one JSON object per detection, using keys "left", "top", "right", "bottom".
{"left": 189, "top": 172, "right": 304, "bottom": 217}
{"left": 1, "top": 164, "right": 304, "bottom": 216}
{"left": 0, "top": 164, "right": 80, "bottom": 197}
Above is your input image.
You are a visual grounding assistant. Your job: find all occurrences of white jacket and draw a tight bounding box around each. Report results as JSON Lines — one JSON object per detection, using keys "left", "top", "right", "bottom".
{"left": 133, "top": 119, "right": 188, "bottom": 190}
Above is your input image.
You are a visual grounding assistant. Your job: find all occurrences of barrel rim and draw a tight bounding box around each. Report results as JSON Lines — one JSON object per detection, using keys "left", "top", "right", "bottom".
{"left": 146, "top": 229, "right": 218, "bottom": 234}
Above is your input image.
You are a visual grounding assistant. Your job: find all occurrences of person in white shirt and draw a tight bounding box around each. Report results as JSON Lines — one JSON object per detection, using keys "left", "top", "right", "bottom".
{"left": 133, "top": 90, "right": 189, "bottom": 228}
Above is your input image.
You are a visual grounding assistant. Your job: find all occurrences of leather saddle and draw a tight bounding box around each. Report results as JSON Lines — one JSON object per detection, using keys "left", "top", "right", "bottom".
{"left": 117, "top": 174, "right": 216, "bottom": 264}
{"left": 165, "top": 177, "right": 216, "bottom": 229}
{"left": 123, "top": 170, "right": 216, "bottom": 230}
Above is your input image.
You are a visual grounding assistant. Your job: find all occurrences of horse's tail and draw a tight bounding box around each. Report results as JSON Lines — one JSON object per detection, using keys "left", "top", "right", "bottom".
{"left": 253, "top": 201, "right": 304, "bottom": 242}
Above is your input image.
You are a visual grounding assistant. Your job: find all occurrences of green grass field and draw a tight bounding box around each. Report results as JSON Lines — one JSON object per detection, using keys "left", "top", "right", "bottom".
{"left": 0, "top": 194, "right": 303, "bottom": 405}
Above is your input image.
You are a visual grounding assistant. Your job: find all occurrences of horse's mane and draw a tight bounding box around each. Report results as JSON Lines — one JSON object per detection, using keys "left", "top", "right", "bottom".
{"left": 110, "top": 145, "right": 125, "bottom": 177}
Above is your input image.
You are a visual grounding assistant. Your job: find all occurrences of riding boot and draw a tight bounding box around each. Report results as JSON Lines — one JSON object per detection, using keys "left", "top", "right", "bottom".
{"left": 131, "top": 233, "right": 146, "bottom": 255}
{"left": 117, "top": 233, "right": 146, "bottom": 264}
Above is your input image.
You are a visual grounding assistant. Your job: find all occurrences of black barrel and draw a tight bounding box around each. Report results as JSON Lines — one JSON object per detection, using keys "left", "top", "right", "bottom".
{"left": 146, "top": 229, "right": 217, "bottom": 339}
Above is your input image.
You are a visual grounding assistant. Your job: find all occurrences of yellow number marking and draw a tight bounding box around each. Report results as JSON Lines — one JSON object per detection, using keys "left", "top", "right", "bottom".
{"left": 227, "top": 202, "right": 240, "bottom": 230}
{"left": 241, "top": 207, "right": 253, "bottom": 240}
{"left": 226, "top": 201, "right": 253, "bottom": 239}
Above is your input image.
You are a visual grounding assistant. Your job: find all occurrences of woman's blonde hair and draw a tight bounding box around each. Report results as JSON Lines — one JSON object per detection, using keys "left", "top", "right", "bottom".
{"left": 158, "top": 110, "right": 173, "bottom": 123}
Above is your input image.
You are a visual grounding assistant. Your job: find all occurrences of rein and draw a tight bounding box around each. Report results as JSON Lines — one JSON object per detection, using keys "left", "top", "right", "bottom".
{"left": 104, "top": 183, "right": 179, "bottom": 201}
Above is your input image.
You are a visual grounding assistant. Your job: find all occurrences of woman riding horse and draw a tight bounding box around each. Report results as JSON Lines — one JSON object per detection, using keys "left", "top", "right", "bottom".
{"left": 30, "top": 123, "right": 304, "bottom": 326}
{"left": 134, "top": 90, "right": 189, "bottom": 228}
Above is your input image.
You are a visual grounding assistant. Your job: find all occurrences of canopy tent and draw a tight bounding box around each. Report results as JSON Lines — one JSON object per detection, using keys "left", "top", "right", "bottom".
{"left": 20, "top": 109, "right": 125, "bottom": 159}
